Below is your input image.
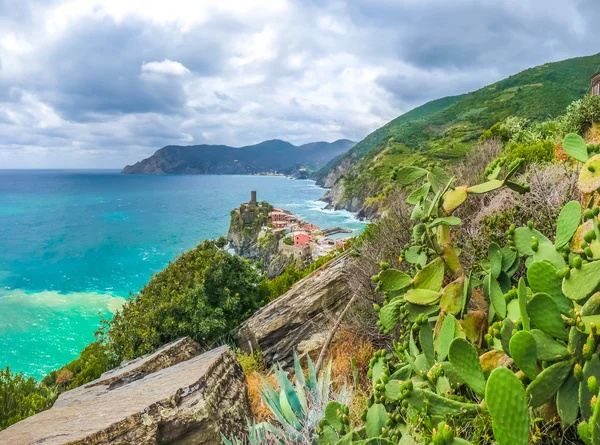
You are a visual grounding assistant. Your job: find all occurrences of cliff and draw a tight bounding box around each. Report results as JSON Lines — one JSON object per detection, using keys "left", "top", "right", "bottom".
{"left": 227, "top": 200, "right": 292, "bottom": 278}
{"left": 122, "top": 139, "right": 355, "bottom": 175}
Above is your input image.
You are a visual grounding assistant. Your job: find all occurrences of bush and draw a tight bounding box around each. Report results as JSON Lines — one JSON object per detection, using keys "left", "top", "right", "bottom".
{"left": 503, "top": 139, "right": 555, "bottom": 164}
{"left": 0, "top": 368, "right": 55, "bottom": 430}
{"left": 558, "top": 94, "right": 600, "bottom": 135}
{"left": 108, "top": 237, "right": 268, "bottom": 360}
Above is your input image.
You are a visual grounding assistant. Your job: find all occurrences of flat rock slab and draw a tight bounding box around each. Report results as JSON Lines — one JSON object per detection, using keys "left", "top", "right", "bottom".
{"left": 0, "top": 341, "right": 251, "bottom": 445}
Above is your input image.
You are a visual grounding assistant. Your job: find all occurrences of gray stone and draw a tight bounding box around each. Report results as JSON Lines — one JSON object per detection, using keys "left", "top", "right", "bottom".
{"left": 236, "top": 254, "right": 350, "bottom": 367}
{"left": 0, "top": 341, "right": 251, "bottom": 445}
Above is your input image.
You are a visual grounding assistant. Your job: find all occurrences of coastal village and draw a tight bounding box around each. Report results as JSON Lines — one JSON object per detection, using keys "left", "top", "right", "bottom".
{"left": 267, "top": 205, "right": 350, "bottom": 262}
{"left": 230, "top": 191, "right": 351, "bottom": 269}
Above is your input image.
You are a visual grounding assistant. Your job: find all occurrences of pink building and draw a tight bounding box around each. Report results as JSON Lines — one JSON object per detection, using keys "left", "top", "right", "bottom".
{"left": 293, "top": 231, "right": 310, "bottom": 247}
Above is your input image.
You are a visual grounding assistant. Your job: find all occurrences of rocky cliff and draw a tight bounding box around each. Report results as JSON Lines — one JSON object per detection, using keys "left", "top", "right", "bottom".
{"left": 227, "top": 200, "right": 292, "bottom": 278}
{"left": 0, "top": 338, "right": 251, "bottom": 445}
{"left": 235, "top": 253, "right": 350, "bottom": 367}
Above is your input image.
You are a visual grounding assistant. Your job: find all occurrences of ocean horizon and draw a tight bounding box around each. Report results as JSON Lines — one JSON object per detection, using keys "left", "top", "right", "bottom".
{"left": 0, "top": 170, "right": 366, "bottom": 379}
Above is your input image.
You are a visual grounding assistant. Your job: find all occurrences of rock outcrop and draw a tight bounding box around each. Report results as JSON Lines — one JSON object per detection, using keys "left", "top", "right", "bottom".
{"left": 0, "top": 339, "right": 251, "bottom": 445}
{"left": 236, "top": 253, "right": 350, "bottom": 367}
{"left": 227, "top": 200, "right": 292, "bottom": 278}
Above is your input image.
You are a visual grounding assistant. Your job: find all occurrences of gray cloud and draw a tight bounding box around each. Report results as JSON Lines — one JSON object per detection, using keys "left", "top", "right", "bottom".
{"left": 1, "top": 0, "right": 600, "bottom": 168}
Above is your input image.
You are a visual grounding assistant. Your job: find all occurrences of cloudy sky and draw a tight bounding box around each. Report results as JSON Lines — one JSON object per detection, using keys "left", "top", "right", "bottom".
{"left": 1, "top": 0, "right": 599, "bottom": 168}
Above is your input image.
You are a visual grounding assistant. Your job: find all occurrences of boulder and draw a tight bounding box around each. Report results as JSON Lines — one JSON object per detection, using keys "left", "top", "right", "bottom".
{"left": 0, "top": 339, "right": 251, "bottom": 445}
{"left": 236, "top": 253, "right": 350, "bottom": 367}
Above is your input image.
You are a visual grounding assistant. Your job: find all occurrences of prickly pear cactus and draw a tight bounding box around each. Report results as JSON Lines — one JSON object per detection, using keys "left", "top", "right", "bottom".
{"left": 486, "top": 367, "right": 529, "bottom": 445}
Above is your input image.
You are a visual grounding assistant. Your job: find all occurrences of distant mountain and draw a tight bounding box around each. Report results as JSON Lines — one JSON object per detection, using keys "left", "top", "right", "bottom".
{"left": 122, "top": 139, "right": 356, "bottom": 175}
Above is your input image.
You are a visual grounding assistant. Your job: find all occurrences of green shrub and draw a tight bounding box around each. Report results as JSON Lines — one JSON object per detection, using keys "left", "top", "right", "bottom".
{"left": 558, "top": 94, "right": 600, "bottom": 135}
{"left": 504, "top": 139, "right": 555, "bottom": 164}
{"left": 0, "top": 368, "right": 55, "bottom": 430}
{"left": 108, "top": 237, "right": 268, "bottom": 360}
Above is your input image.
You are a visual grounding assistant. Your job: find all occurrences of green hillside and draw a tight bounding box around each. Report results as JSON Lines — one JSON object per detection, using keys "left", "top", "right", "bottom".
{"left": 318, "top": 52, "right": 600, "bottom": 211}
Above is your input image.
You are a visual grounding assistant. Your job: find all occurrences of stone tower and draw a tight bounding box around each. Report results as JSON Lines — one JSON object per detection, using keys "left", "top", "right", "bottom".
{"left": 250, "top": 190, "right": 257, "bottom": 206}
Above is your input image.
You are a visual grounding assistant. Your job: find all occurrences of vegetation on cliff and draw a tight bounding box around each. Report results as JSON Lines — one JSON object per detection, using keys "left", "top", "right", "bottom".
{"left": 316, "top": 53, "right": 600, "bottom": 214}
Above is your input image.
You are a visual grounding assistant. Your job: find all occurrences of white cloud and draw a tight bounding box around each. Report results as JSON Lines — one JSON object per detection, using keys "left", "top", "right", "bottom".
{"left": 141, "top": 59, "right": 191, "bottom": 76}
{"left": 0, "top": 0, "right": 599, "bottom": 168}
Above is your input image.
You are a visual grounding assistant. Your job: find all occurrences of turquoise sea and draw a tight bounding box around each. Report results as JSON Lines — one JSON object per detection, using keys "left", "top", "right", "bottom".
{"left": 0, "top": 170, "right": 365, "bottom": 379}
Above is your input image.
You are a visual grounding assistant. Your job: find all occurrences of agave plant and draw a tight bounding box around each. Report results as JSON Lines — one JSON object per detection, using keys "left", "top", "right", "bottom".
{"left": 224, "top": 353, "right": 349, "bottom": 445}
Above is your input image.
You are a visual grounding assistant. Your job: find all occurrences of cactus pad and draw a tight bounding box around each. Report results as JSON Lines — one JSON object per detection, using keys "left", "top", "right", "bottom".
{"left": 378, "top": 269, "right": 413, "bottom": 292}
{"left": 396, "top": 166, "right": 428, "bottom": 186}
{"left": 443, "top": 186, "right": 468, "bottom": 214}
{"left": 379, "top": 298, "right": 403, "bottom": 332}
{"left": 467, "top": 179, "right": 503, "bottom": 194}
{"left": 530, "top": 329, "right": 571, "bottom": 361}
{"left": 511, "top": 226, "right": 552, "bottom": 256}
{"left": 562, "top": 259, "right": 600, "bottom": 301}
{"left": 527, "top": 293, "right": 568, "bottom": 340}
{"left": 531, "top": 243, "right": 566, "bottom": 270}
{"left": 485, "top": 367, "right": 529, "bottom": 445}
{"left": 435, "top": 314, "right": 457, "bottom": 361}
{"left": 486, "top": 274, "right": 507, "bottom": 319}
{"left": 404, "top": 288, "right": 440, "bottom": 305}
{"left": 563, "top": 133, "right": 589, "bottom": 162}
{"left": 325, "top": 401, "right": 347, "bottom": 433}
{"left": 580, "top": 355, "right": 600, "bottom": 419}
{"left": 556, "top": 372, "right": 579, "bottom": 426}
{"left": 500, "top": 318, "right": 515, "bottom": 355}
{"left": 419, "top": 322, "right": 435, "bottom": 365}
{"left": 526, "top": 359, "right": 573, "bottom": 407}
{"left": 509, "top": 330, "right": 539, "bottom": 380}
{"left": 405, "top": 387, "right": 481, "bottom": 416}
{"left": 440, "top": 278, "right": 464, "bottom": 315}
{"left": 406, "top": 182, "right": 431, "bottom": 205}
{"left": 448, "top": 338, "right": 486, "bottom": 396}
{"left": 489, "top": 243, "right": 502, "bottom": 278}
{"left": 579, "top": 154, "right": 600, "bottom": 193}
{"left": 518, "top": 277, "right": 530, "bottom": 331}
{"left": 554, "top": 201, "right": 582, "bottom": 249}
{"left": 413, "top": 257, "right": 445, "bottom": 290}
{"left": 365, "top": 403, "right": 387, "bottom": 438}
{"left": 527, "top": 261, "right": 572, "bottom": 314}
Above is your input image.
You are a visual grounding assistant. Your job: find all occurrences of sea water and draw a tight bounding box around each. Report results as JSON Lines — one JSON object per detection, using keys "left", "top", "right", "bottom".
{"left": 0, "top": 170, "right": 366, "bottom": 378}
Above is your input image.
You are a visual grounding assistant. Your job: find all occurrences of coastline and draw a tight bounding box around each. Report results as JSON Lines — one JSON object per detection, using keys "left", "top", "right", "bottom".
{"left": 0, "top": 171, "right": 366, "bottom": 378}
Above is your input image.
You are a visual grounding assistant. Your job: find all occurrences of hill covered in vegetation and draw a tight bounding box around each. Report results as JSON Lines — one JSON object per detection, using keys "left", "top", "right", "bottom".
{"left": 316, "top": 52, "right": 600, "bottom": 216}
{"left": 122, "top": 139, "right": 355, "bottom": 175}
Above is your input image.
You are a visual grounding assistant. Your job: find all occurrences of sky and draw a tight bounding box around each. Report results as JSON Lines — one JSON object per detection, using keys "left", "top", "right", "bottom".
{"left": 1, "top": 0, "right": 599, "bottom": 168}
